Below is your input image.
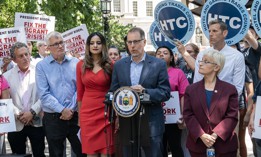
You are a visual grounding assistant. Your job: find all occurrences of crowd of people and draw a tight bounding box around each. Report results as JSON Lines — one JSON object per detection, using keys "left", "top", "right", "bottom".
{"left": 0, "top": 19, "right": 260, "bottom": 157}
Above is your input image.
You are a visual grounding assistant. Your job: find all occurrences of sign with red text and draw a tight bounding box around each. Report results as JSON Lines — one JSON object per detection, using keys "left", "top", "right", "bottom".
{"left": 162, "top": 91, "right": 181, "bottom": 124}
{"left": 14, "top": 12, "right": 55, "bottom": 41}
{"left": 252, "top": 96, "right": 261, "bottom": 139}
{"left": 0, "top": 99, "right": 16, "bottom": 133}
{"left": 62, "top": 24, "right": 89, "bottom": 55}
{"left": 0, "top": 27, "right": 27, "bottom": 58}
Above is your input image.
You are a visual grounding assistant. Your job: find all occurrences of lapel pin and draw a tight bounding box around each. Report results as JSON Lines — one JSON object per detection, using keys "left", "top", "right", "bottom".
{"left": 214, "top": 90, "right": 218, "bottom": 93}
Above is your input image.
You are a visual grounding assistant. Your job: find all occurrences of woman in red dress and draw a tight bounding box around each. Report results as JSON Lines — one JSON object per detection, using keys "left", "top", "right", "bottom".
{"left": 76, "top": 32, "right": 114, "bottom": 156}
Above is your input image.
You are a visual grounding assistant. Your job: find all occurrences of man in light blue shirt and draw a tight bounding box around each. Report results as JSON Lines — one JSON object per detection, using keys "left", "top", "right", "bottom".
{"left": 36, "top": 31, "right": 84, "bottom": 157}
{"left": 130, "top": 53, "right": 145, "bottom": 86}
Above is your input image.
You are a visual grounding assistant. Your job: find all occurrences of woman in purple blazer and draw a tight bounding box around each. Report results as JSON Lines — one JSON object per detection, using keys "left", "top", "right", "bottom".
{"left": 183, "top": 49, "right": 239, "bottom": 157}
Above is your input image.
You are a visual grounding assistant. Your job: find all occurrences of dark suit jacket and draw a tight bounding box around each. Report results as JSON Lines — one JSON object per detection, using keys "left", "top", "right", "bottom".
{"left": 183, "top": 78, "right": 238, "bottom": 154}
{"left": 110, "top": 53, "right": 170, "bottom": 145}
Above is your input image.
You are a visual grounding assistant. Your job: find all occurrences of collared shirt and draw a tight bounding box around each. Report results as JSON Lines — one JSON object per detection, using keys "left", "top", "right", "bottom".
{"left": 194, "top": 44, "right": 245, "bottom": 95}
{"left": 130, "top": 53, "right": 146, "bottom": 86}
{"left": 39, "top": 54, "right": 45, "bottom": 59}
{"left": 18, "top": 68, "right": 31, "bottom": 112}
{"left": 36, "top": 54, "right": 79, "bottom": 113}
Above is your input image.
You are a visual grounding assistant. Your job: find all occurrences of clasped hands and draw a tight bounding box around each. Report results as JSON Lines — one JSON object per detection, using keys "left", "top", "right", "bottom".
{"left": 200, "top": 133, "right": 218, "bottom": 148}
{"left": 131, "top": 85, "right": 145, "bottom": 93}
{"left": 17, "top": 112, "right": 33, "bottom": 126}
{"left": 60, "top": 108, "right": 74, "bottom": 120}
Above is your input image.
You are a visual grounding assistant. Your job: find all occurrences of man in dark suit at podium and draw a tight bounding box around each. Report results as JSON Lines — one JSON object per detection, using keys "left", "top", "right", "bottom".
{"left": 110, "top": 27, "right": 171, "bottom": 157}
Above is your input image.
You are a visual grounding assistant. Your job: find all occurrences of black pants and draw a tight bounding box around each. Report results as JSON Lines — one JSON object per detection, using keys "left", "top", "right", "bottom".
{"left": 8, "top": 126, "right": 45, "bottom": 157}
{"left": 122, "top": 135, "right": 164, "bottom": 157}
{"left": 163, "top": 124, "right": 184, "bottom": 157}
{"left": 43, "top": 112, "right": 84, "bottom": 157}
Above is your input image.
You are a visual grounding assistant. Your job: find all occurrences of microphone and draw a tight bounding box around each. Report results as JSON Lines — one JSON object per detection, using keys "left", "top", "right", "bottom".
{"left": 104, "top": 92, "right": 113, "bottom": 117}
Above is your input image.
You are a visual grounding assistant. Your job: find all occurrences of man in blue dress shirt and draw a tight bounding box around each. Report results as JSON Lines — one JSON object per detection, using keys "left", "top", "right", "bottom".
{"left": 36, "top": 31, "right": 84, "bottom": 157}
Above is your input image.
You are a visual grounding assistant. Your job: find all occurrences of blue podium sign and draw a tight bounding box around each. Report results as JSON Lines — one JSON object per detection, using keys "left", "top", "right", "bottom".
{"left": 201, "top": 0, "right": 250, "bottom": 45}
{"left": 154, "top": 0, "right": 195, "bottom": 45}
{"left": 251, "top": 0, "right": 261, "bottom": 38}
{"left": 149, "top": 21, "right": 177, "bottom": 53}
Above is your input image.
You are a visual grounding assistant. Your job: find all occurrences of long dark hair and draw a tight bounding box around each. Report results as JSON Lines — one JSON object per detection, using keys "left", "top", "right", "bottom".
{"left": 82, "top": 32, "right": 112, "bottom": 76}
{"left": 156, "top": 46, "right": 176, "bottom": 68}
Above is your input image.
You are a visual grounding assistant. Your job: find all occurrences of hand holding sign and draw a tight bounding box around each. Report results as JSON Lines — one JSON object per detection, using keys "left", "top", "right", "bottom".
{"left": 174, "top": 39, "right": 187, "bottom": 56}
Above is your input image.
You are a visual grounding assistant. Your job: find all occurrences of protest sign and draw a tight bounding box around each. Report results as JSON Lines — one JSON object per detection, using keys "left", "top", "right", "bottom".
{"left": 15, "top": 12, "right": 55, "bottom": 41}
{"left": 0, "top": 27, "right": 27, "bottom": 58}
{"left": 162, "top": 91, "right": 181, "bottom": 124}
{"left": 252, "top": 96, "right": 261, "bottom": 139}
{"left": 251, "top": 0, "right": 261, "bottom": 38}
{"left": 201, "top": 0, "right": 250, "bottom": 45}
{"left": 0, "top": 99, "right": 16, "bottom": 133}
{"left": 62, "top": 24, "right": 89, "bottom": 55}
{"left": 149, "top": 21, "right": 177, "bottom": 53}
{"left": 154, "top": 0, "right": 195, "bottom": 46}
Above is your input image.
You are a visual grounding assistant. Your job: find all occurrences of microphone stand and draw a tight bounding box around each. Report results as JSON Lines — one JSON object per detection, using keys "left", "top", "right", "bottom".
{"left": 104, "top": 93, "right": 113, "bottom": 157}
{"left": 137, "top": 93, "right": 151, "bottom": 157}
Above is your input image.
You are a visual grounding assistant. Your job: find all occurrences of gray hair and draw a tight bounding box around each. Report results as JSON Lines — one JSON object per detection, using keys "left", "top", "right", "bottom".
{"left": 203, "top": 49, "right": 225, "bottom": 74}
{"left": 10, "top": 42, "right": 28, "bottom": 59}
{"left": 36, "top": 41, "right": 47, "bottom": 48}
{"left": 45, "top": 31, "right": 63, "bottom": 45}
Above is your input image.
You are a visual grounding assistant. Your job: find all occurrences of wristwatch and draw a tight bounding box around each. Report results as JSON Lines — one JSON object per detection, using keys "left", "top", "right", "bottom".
{"left": 30, "top": 109, "right": 36, "bottom": 118}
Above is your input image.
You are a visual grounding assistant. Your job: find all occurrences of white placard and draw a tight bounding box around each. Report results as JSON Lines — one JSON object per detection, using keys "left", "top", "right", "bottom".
{"left": 0, "top": 99, "right": 16, "bottom": 133}
{"left": 14, "top": 12, "right": 55, "bottom": 41}
{"left": 62, "top": 24, "right": 89, "bottom": 55}
{"left": 162, "top": 91, "right": 181, "bottom": 124}
{"left": 252, "top": 96, "right": 261, "bottom": 139}
{"left": 0, "top": 26, "right": 27, "bottom": 58}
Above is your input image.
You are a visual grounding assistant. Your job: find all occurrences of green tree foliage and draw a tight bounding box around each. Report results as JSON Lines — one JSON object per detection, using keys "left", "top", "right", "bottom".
{"left": 0, "top": 0, "right": 38, "bottom": 28}
{"left": 39, "top": 0, "right": 102, "bottom": 33}
{"left": 106, "top": 15, "right": 133, "bottom": 50}
{"left": 0, "top": 0, "right": 132, "bottom": 51}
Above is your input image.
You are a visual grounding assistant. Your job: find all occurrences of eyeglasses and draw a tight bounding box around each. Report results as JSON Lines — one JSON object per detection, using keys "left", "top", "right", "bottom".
{"left": 49, "top": 41, "right": 64, "bottom": 48}
{"left": 198, "top": 60, "right": 217, "bottom": 65}
{"left": 126, "top": 39, "right": 144, "bottom": 45}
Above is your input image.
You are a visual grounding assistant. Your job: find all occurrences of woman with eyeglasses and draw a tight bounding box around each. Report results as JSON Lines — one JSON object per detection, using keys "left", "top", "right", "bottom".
{"left": 183, "top": 49, "right": 239, "bottom": 157}
{"left": 155, "top": 46, "right": 189, "bottom": 157}
{"left": 76, "top": 32, "right": 114, "bottom": 157}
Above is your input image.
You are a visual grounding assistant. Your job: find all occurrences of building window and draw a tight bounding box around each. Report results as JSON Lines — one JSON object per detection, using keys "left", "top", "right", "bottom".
{"left": 146, "top": 1, "right": 153, "bottom": 16}
{"left": 113, "top": 0, "right": 121, "bottom": 12}
{"left": 133, "top": 1, "right": 138, "bottom": 16}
